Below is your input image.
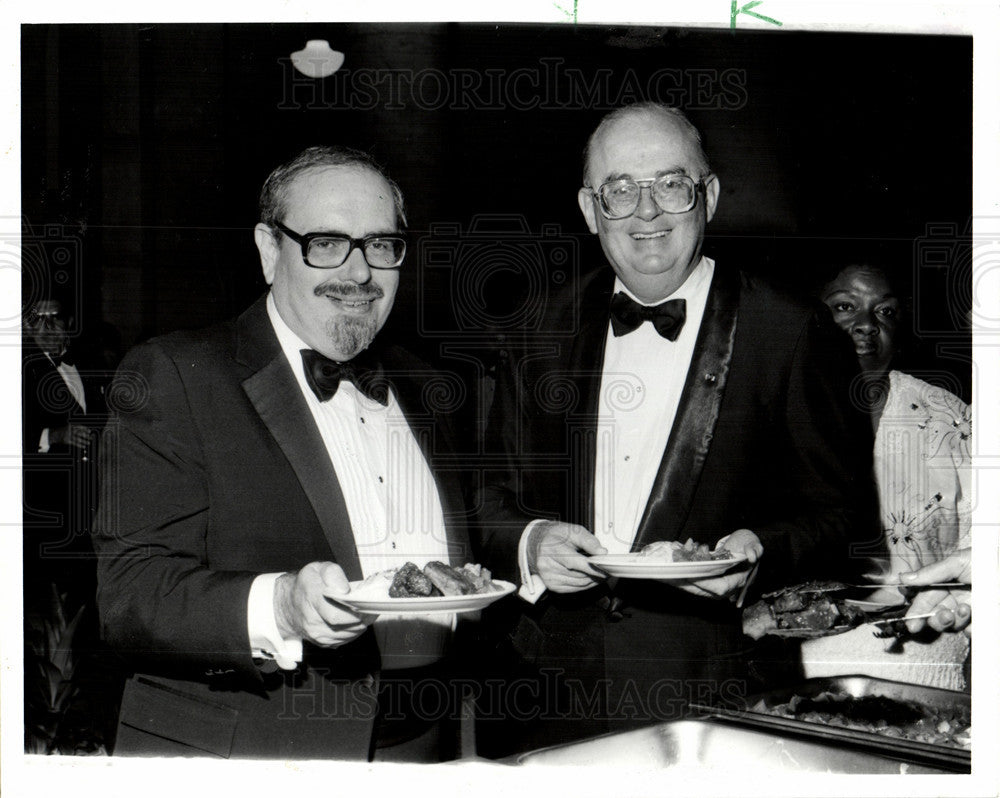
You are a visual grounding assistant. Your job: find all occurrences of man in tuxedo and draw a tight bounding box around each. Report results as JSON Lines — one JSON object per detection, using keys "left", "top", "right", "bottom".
{"left": 93, "top": 146, "right": 472, "bottom": 760}
{"left": 23, "top": 298, "right": 106, "bottom": 599}
{"left": 474, "top": 103, "right": 877, "bottom": 753}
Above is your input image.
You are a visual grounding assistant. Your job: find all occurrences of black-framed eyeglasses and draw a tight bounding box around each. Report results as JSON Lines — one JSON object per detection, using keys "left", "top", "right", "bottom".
{"left": 587, "top": 173, "right": 713, "bottom": 220}
{"left": 274, "top": 221, "right": 407, "bottom": 269}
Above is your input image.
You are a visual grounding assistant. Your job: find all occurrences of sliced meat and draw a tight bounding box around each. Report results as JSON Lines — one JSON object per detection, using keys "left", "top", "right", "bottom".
{"left": 423, "top": 561, "right": 476, "bottom": 595}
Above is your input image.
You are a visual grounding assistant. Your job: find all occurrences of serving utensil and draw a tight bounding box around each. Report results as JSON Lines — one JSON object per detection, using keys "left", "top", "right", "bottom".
{"left": 847, "top": 582, "right": 966, "bottom": 590}
{"left": 871, "top": 612, "right": 937, "bottom": 639}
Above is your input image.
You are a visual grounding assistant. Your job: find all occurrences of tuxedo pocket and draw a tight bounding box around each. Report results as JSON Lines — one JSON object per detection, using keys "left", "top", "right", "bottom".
{"left": 510, "top": 614, "right": 545, "bottom": 666}
{"left": 117, "top": 676, "right": 239, "bottom": 758}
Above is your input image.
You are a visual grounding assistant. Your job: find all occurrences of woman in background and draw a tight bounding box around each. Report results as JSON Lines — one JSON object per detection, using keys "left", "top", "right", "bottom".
{"left": 801, "top": 262, "right": 971, "bottom": 691}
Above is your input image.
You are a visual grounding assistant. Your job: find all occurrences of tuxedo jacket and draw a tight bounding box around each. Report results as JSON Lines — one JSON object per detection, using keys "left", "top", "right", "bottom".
{"left": 23, "top": 347, "right": 107, "bottom": 453}
{"left": 474, "top": 265, "right": 879, "bottom": 740}
{"left": 23, "top": 346, "right": 108, "bottom": 579}
{"left": 93, "top": 295, "right": 471, "bottom": 759}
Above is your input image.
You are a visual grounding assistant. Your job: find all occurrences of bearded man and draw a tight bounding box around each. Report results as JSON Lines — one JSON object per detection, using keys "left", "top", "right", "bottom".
{"left": 93, "top": 146, "right": 472, "bottom": 760}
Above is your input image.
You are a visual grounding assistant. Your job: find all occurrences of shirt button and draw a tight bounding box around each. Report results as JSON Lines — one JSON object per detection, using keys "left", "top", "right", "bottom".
{"left": 391, "top": 542, "right": 396, "bottom": 549}
{"left": 360, "top": 417, "right": 366, "bottom": 424}
{"left": 624, "top": 455, "right": 631, "bottom": 461}
{"left": 378, "top": 475, "right": 384, "bottom": 483}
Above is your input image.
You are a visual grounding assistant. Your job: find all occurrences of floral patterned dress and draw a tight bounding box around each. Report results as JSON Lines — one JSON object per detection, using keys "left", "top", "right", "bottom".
{"left": 801, "top": 371, "right": 971, "bottom": 691}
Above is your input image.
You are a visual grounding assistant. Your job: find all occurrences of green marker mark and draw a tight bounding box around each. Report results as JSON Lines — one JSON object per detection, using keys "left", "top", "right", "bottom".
{"left": 730, "top": 0, "right": 782, "bottom": 29}
{"left": 554, "top": 0, "right": 578, "bottom": 24}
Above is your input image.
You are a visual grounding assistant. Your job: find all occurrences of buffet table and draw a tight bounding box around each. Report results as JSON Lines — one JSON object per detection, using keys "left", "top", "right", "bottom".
{"left": 507, "top": 676, "right": 970, "bottom": 774}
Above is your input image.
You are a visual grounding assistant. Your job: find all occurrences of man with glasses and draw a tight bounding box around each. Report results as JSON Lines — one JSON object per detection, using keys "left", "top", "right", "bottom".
{"left": 23, "top": 298, "right": 107, "bottom": 595}
{"left": 93, "top": 146, "right": 471, "bottom": 760}
{"left": 475, "top": 104, "right": 876, "bottom": 753}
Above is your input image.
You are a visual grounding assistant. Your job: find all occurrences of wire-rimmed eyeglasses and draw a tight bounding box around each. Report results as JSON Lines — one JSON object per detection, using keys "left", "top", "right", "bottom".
{"left": 587, "top": 173, "right": 713, "bottom": 220}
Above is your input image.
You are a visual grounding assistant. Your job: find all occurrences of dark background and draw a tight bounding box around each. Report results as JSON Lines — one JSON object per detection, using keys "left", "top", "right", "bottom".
{"left": 21, "top": 23, "right": 973, "bottom": 402}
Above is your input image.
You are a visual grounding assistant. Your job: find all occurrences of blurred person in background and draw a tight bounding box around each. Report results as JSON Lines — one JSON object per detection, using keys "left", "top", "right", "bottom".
{"left": 22, "top": 297, "right": 107, "bottom": 601}
{"left": 23, "top": 297, "right": 115, "bottom": 753}
{"left": 801, "top": 262, "right": 971, "bottom": 691}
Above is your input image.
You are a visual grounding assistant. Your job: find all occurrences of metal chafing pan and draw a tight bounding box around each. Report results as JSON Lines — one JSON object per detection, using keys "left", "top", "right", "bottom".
{"left": 693, "top": 675, "right": 970, "bottom": 773}
{"left": 512, "top": 718, "right": 946, "bottom": 773}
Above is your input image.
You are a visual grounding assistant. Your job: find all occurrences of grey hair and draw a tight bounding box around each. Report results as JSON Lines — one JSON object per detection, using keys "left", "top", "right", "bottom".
{"left": 582, "top": 103, "right": 711, "bottom": 186}
{"left": 258, "top": 145, "right": 407, "bottom": 230}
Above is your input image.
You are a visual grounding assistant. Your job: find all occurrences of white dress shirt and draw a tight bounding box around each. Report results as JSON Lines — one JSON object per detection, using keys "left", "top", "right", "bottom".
{"left": 593, "top": 256, "right": 714, "bottom": 551}
{"left": 518, "top": 257, "right": 715, "bottom": 597}
{"left": 248, "top": 294, "right": 454, "bottom": 670}
{"left": 37, "top": 354, "right": 87, "bottom": 452}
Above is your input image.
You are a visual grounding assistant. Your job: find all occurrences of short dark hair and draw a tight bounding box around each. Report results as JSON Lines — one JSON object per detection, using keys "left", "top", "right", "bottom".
{"left": 258, "top": 145, "right": 407, "bottom": 230}
{"left": 582, "top": 103, "right": 711, "bottom": 186}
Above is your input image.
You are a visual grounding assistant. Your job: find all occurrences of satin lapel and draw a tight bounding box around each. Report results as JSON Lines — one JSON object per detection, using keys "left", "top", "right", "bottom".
{"left": 631, "top": 268, "right": 740, "bottom": 550}
{"left": 237, "top": 298, "right": 363, "bottom": 580}
{"left": 381, "top": 353, "right": 471, "bottom": 567}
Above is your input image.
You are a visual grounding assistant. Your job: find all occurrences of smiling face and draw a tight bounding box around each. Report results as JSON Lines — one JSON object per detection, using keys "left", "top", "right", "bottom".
{"left": 577, "top": 110, "right": 719, "bottom": 302}
{"left": 822, "top": 266, "right": 900, "bottom": 376}
{"left": 255, "top": 165, "right": 401, "bottom": 361}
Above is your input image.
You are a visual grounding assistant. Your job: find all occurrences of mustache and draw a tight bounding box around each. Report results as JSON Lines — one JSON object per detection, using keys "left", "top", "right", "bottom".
{"left": 315, "top": 281, "right": 384, "bottom": 300}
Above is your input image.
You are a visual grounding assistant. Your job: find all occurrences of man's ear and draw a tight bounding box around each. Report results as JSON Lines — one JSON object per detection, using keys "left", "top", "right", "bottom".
{"left": 704, "top": 175, "right": 721, "bottom": 224}
{"left": 254, "top": 223, "right": 279, "bottom": 285}
{"left": 577, "top": 188, "right": 599, "bottom": 234}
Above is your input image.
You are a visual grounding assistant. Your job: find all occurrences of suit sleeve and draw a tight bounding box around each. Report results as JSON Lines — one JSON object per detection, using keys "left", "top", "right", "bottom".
{"left": 751, "top": 308, "right": 881, "bottom": 590}
{"left": 471, "top": 347, "right": 538, "bottom": 584}
{"left": 92, "top": 341, "right": 260, "bottom": 679}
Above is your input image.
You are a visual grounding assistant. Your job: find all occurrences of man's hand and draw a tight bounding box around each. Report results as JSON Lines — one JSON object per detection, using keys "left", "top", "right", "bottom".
{"left": 273, "top": 562, "right": 375, "bottom": 647}
{"left": 899, "top": 549, "right": 972, "bottom": 634}
{"left": 49, "top": 424, "right": 94, "bottom": 450}
{"left": 669, "top": 529, "right": 763, "bottom": 600}
{"left": 529, "top": 521, "right": 608, "bottom": 593}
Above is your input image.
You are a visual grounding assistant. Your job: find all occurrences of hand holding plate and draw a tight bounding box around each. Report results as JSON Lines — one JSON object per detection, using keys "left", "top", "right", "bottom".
{"left": 274, "top": 561, "right": 375, "bottom": 648}
{"left": 668, "top": 529, "right": 762, "bottom": 599}
{"left": 530, "top": 521, "right": 608, "bottom": 593}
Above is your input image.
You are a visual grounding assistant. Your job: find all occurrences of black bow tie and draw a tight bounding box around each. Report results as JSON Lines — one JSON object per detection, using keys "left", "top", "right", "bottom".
{"left": 609, "top": 293, "right": 687, "bottom": 340}
{"left": 300, "top": 349, "right": 388, "bottom": 405}
{"left": 49, "top": 351, "right": 74, "bottom": 367}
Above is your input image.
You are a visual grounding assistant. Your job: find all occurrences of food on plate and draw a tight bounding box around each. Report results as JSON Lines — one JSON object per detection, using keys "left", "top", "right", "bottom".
{"left": 386, "top": 561, "right": 496, "bottom": 598}
{"left": 761, "top": 688, "right": 971, "bottom": 750}
{"left": 388, "top": 562, "right": 438, "bottom": 598}
{"left": 424, "top": 561, "right": 477, "bottom": 595}
{"left": 458, "top": 562, "right": 493, "bottom": 593}
{"left": 639, "top": 538, "right": 732, "bottom": 562}
{"left": 742, "top": 581, "right": 867, "bottom": 639}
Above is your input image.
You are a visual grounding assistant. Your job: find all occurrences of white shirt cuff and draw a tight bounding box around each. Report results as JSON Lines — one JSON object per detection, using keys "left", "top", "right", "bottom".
{"left": 248, "top": 572, "right": 303, "bottom": 670}
{"left": 38, "top": 428, "right": 51, "bottom": 453}
{"left": 517, "top": 520, "right": 548, "bottom": 604}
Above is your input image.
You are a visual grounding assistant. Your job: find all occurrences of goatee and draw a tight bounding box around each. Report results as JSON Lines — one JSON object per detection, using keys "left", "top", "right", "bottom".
{"left": 326, "top": 316, "right": 378, "bottom": 359}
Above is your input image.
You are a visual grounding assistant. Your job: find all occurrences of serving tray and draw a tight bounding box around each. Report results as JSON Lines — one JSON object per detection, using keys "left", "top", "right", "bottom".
{"left": 696, "top": 675, "right": 970, "bottom": 773}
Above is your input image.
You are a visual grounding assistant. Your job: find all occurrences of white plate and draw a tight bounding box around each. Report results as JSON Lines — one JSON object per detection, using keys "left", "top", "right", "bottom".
{"left": 337, "top": 578, "right": 517, "bottom": 614}
{"left": 587, "top": 554, "right": 748, "bottom": 579}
